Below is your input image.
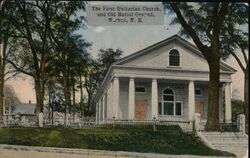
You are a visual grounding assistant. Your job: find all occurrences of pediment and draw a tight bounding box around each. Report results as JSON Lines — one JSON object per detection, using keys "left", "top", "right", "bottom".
{"left": 115, "top": 35, "right": 236, "bottom": 73}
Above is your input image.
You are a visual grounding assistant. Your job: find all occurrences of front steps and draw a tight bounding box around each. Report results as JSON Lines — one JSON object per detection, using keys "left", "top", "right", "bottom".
{"left": 200, "top": 132, "right": 248, "bottom": 158}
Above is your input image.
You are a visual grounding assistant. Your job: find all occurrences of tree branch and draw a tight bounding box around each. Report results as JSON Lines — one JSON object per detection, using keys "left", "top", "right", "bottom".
{"left": 227, "top": 29, "right": 248, "bottom": 66}
{"left": 230, "top": 51, "right": 246, "bottom": 73}
{"left": 5, "top": 58, "right": 33, "bottom": 76}
{"left": 18, "top": 1, "right": 40, "bottom": 76}
{"left": 170, "top": 3, "right": 206, "bottom": 53}
{"left": 214, "top": 3, "right": 229, "bottom": 35}
{"left": 206, "top": 23, "right": 214, "bottom": 41}
{"left": 4, "top": 72, "right": 18, "bottom": 82}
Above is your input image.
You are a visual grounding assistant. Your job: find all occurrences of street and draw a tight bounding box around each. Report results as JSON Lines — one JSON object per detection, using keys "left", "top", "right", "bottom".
{"left": 0, "top": 149, "right": 132, "bottom": 158}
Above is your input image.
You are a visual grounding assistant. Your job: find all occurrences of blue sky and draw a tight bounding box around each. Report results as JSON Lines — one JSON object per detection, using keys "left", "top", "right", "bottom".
{"left": 7, "top": 1, "right": 246, "bottom": 102}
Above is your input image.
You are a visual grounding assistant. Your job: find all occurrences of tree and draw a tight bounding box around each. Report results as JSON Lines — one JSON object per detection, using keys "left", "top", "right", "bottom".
{"left": 75, "top": 53, "right": 89, "bottom": 118}
{"left": 222, "top": 4, "right": 248, "bottom": 132}
{"left": 49, "top": 34, "right": 90, "bottom": 126}
{"left": 0, "top": 0, "right": 5, "bottom": 125}
{"left": 83, "top": 48, "right": 122, "bottom": 116}
{"left": 164, "top": 2, "right": 245, "bottom": 131}
{"left": 0, "top": 0, "right": 22, "bottom": 126}
{"left": 2, "top": 0, "right": 56, "bottom": 126}
{"left": 46, "top": 1, "right": 88, "bottom": 126}
{"left": 98, "top": 48, "right": 123, "bottom": 80}
{"left": 4, "top": 84, "right": 20, "bottom": 114}
{"left": 2, "top": 1, "right": 87, "bottom": 127}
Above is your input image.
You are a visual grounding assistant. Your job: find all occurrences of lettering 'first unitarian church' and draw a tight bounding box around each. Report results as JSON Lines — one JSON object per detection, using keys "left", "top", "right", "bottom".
{"left": 95, "top": 35, "right": 236, "bottom": 129}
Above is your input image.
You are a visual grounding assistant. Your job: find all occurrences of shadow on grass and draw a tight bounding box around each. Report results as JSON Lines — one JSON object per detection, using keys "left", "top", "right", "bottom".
{"left": 0, "top": 126, "right": 235, "bottom": 157}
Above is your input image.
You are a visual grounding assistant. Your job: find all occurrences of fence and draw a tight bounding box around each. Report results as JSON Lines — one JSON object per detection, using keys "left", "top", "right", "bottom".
{"left": 194, "top": 113, "right": 246, "bottom": 133}
{"left": 4, "top": 114, "right": 245, "bottom": 133}
{"left": 3, "top": 114, "right": 193, "bottom": 131}
{"left": 3, "top": 114, "right": 38, "bottom": 127}
{"left": 44, "top": 117, "right": 97, "bottom": 128}
{"left": 100, "top": 119, "right": 193, "bottom": 132}
{"left": 3, "top": 114, "right": 97, "bottom": 128}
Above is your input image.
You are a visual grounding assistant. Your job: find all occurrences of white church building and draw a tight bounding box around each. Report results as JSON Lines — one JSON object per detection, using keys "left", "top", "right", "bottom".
{"left": 95, "top": 35, "right": 236, "bottom": 124}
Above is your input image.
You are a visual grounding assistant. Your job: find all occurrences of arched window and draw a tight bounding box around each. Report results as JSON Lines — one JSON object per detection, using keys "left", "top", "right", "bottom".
{"left": 169, "top": 49, "right": 180, "bottom": 66}
{"left": 158, "top": 88, "right": 182, "bottom": 116}
{"left": 162, "top": 88, "right": 174, "bottom": 115}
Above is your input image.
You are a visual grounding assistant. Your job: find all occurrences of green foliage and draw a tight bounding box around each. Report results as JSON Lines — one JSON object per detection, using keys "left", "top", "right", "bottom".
{"left": 4, "top": 84, "right": 20, "bottom": 103}
{"left": 0, "top": 127, "right": 234, "bottom": 156}
{"left": 232, "top": 100, "right": 244, "bottom": 122}
{"left": 82, "top": 48, "right": 123, "bottom": 115}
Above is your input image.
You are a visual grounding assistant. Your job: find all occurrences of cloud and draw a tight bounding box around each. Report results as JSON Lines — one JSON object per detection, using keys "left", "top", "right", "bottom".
{"left": 93, "top": 26, "right": 106, "bottom": 33}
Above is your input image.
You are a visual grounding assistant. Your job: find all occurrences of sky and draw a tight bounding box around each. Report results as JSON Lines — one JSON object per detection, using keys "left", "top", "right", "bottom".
{"left": 6, "top": 1, "right": 247, "bottom": 103}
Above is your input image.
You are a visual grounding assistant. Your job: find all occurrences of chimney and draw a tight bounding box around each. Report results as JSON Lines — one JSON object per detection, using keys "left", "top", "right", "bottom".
{"left": 29, "top": 100, "right": 31, "bottom": 104}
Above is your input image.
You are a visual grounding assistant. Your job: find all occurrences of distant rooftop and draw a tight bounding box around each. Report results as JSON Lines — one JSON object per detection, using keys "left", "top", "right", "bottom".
{"left": 12, "top": 101, "right": 36, "bottom": 115}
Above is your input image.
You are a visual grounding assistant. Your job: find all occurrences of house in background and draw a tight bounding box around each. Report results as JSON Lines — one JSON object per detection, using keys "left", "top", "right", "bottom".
{"left": 95, "top": 35, "right": 236, "bottom": 125}
{"left": 12, "top": 100, "right": 36, "bottom": 115}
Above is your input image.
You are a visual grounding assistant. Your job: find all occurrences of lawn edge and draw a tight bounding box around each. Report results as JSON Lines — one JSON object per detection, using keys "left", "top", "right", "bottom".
{"left": 0, "top": 144, "right": 231, "bottom": 158}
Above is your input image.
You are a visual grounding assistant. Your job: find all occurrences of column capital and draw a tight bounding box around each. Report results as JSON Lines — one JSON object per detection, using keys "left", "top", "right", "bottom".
{"left": 152, "top": 78, "right": 157, "bottom": 82}
{"left": 113, "top": 76, "right": 119, "bottom": 80}
{"left": 129, "top": 77, "right": 134, "bottom": 81}
{"left": 225, "top": 82, "right": 232, "bottom": 85}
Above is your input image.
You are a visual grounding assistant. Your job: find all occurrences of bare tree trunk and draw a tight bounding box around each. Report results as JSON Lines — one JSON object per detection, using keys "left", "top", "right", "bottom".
{"left": 0, "top": 0, "right": 4, "bottom": 127}
{"left": 244, "top": 64, "right": 248, "bottom": 133}
{"left": 34, "top": 78, "right": 45, "bottom": 127}
{"left": 0, "top": 45, "right": 5, "bottom": 126}
{"left": 0, "top": 56, "right": 4, "bottom": 126}
{"left": 205, "top": 55, "right": 221, "bottom": 131}
{"left": 63, "top": 56, "right": 70, "bottom": 127}
{"left": 48, "top": 90, "right": 51, "bottom": 122}
{"left": 63, "top": 75, "right": 69, "bottom": 127}
{"left": 72, "top": 81, "right": 75, "bottom": 123}
{"left": 79, "top": 74, "right": 84, "bottom": 117}
{"left": 0, "top": 29, "right": 7, "bottom": 127}
{"left": 86, "top": 90, "right": 92, "bottom": 116}
{"left": 51, "top": 98, "right": 54, "bottom": 125}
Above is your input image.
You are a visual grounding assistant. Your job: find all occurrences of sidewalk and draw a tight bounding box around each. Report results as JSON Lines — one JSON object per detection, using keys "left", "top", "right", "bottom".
{"left": 0, "top": 144, "right": 232, "bottom": 158}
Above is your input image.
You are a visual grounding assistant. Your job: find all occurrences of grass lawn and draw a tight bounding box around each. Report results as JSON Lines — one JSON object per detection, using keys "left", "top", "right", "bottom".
{"left": 0, "top": 126, "right": 234, "bottom": 156}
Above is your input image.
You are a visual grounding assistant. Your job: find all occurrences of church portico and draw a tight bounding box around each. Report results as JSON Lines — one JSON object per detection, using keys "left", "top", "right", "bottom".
{"left": 95, "top": 35, "right": 235, "bottom": 126}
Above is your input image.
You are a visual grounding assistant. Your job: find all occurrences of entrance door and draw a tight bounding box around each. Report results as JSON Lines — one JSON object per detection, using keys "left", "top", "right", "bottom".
{"left": 135, "top": 100, "right": 147, "bottom": 120}
{"left": 195, "top": 101, "right": 204, "bottom": 118}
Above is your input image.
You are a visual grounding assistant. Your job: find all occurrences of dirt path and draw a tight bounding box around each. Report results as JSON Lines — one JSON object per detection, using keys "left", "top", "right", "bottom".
{"left": 0, "top": 149, "right": 132, "bottom": 158}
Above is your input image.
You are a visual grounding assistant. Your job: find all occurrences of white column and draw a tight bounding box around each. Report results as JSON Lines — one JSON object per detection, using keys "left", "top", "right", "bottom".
{"left": 151, "top": 79, "right": 158, "bottom": 119}
{"left": 96, "top": 103, "right": 99, "bottom": 124}
{"left": 39, "top": 113, "right": 43, "bottom": 127}
{"left": 225, "top": 82, "right": 232, "bottom": 123}
{"left": 188, "top": 80, "right": 195, "bottom": 121}
{"left": 98, "top": 101, "right": 102, "bottom": 123}
{"left": 128, "top": 78, "right": 135, "bottom": 120}
{"left": 107, "top": 83, "right": 113, "bottom": 119}
{"left": 219, "top": 85, "right": 223, "bottom": 123}
{"left": 102, "top": 95, "right": 105, "bottom": 122}
{"left": 112, "top": 77, "right": 119, "bottom": 119}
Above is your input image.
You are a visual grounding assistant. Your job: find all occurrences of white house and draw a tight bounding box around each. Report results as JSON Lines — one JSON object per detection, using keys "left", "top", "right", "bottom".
{"left": 95, "top": 35, "right": 236, "bottom": 125}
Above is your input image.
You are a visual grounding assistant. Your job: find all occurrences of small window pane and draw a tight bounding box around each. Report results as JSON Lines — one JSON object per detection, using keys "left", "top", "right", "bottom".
{"left": 158, "top": 102, "right": 162, "bottom": 115}
{"left": 136, "top": 87, "right": 145, "bottom": 93}
{"left": 175, "top": 102, "right": 182, "bottom": 116}
{"left": 169, "top": 49, "right": 180, "bottom": 66}
{"left": 163, "top": 95, "right": 174, "bottom": 101}
{"left": 164, "top": 89, "right": 174, "bottom": 94}
{"left": 195, "top": 88, "right": 202, "bottom": 95}
{"left": 163, "top": 102, "right": 174, "bottom": 115}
